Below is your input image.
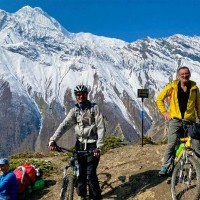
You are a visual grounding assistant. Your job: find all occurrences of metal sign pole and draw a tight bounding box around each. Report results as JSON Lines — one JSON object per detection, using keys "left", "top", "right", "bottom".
{"left": 137, "top": 89, "right": 149, "bottom": 147}
{"left": 141, "top": 97, "right": 144, "bottom": 147}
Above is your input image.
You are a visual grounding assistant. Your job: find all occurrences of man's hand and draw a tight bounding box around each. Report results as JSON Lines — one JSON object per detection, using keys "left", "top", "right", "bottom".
{"left": 93, "top": 148, "right": 101, "bottom": 158}
{"left": 162, "top": 112, "right": 171, "bottom": 121}
{"left": 48, "top": 140, "right": 57, "bottom": 151}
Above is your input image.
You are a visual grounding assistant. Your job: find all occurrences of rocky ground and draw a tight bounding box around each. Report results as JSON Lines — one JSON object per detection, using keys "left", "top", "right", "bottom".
{"left": 28, "top": 143, "right": 172, "bottom": 200}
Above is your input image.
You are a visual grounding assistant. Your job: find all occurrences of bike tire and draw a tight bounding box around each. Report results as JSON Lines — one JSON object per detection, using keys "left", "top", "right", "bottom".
{"left": 171, "top": 156, "right": 200, "bottom": 200}
{"left": 60, "top": 174, "right": 74, "bottom": 200}
{"left": 60, "top": 175, "right": 68, "bottom": 200}
{"left": 66, "top": 174, "right": 74, "bottom": 200}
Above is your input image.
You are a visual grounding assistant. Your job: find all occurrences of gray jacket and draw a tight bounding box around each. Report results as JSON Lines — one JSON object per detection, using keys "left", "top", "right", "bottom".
{"left": 50, "top": 102, "right": 105, "bottom": 149}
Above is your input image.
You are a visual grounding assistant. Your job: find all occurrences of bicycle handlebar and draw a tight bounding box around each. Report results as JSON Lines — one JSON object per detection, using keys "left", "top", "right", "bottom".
{"left": 173, "top": 117, "right": 193, "bottom": 125}
{"left": 55, "top": 144, "right": 92, "bottom": 154}
{"left": 55, "top": 145, "right": 73, "bottom": 153}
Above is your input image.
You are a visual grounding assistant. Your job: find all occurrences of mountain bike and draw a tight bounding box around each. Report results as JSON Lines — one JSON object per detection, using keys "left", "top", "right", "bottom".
{"left": 56, "top": 145, "right": 92, "bottom": 200}
{"left": 170, "top": 118, "right": 200, "bottom": 200}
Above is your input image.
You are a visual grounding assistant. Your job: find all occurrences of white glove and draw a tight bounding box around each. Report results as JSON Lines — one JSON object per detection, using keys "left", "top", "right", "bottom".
{"left": 48, "top": 140, "right": 55, "bottom": 147}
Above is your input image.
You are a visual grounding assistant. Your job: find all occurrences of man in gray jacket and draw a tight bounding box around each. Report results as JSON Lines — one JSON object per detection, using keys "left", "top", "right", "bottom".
{"left": 48, "top": 84, "right": 105, "bottom": 200}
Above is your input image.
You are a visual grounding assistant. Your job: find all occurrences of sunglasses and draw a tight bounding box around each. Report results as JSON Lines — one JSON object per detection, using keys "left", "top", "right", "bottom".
{"left": 179, "top": 73, "right": 190, "bottom": 77}
{"left": 75, "top": 92, "right": 87, "bottom": 97}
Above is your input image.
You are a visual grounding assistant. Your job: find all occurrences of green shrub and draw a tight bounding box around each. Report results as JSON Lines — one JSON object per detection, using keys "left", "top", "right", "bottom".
{"left": 155, "top": 138, "right": 168, "bottom": 145}
{"left": 101, "top": 136, "right": 124, "bottom": 154}
{"left": 9, "top": 151, "right": 63, "bottom": 159}
{"left": 7, "top": 136, "right": 125, "bottom": 176}
{"left": 9, "top": 158, "right": 56, "bottom": 176}
{"left": 142, "top": 136, "right": 155, "bottom": 145}
{"left": 9, "top": 152, "right": 45, "bottom": 159}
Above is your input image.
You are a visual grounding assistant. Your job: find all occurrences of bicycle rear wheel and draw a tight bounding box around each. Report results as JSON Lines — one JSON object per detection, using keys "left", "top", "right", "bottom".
{"left": 171, "top": 156, "right": 200, "bottom": 200}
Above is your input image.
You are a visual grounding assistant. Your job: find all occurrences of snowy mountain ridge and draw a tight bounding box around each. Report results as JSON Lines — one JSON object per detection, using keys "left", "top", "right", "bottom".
{"left": 0, "top": 6, "right": 200, "bottom": 155}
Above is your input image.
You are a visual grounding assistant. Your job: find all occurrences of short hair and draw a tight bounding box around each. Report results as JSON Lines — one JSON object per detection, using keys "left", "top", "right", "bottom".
{"left": 176, "top": 66, "right": 191, "bottom": 79}
{"left": 177, "top": 66, "right": 190, "bottom": 74}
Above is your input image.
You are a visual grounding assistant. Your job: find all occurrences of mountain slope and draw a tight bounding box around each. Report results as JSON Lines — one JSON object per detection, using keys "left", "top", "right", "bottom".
{"left": 0, "top": 6, "right": 200, "bottom": 155}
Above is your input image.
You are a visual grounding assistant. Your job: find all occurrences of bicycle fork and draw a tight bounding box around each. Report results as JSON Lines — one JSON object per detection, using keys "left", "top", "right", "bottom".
{"left": 60, "top": 166, "right": 70, "bottom": 199}
{"left": 178, "top": 152, "right": 193, "bottom": 187}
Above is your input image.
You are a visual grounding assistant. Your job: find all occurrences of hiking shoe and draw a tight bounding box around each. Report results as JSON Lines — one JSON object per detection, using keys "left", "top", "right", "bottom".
{"left": 158, "top": 166, "right": 168, "bottom": 176}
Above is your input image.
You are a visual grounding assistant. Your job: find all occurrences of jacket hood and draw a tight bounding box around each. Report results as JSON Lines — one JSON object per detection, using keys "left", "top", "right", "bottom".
{"left": 171, "top": 80, "right": 197, "bottom": 90}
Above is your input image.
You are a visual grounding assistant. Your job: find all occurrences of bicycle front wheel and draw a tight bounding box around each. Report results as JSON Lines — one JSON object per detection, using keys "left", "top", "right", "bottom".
{"left": 171, "top": 156, "right": 200, "bottom": 200}
{"left": 66, "top": 174, "right": 74, "bottom": 200}
{"left": 60, "top": 174, "right": 74, "bottom": 200}
{"left": 60, "top": 175, "right": 68, "bottom": 200}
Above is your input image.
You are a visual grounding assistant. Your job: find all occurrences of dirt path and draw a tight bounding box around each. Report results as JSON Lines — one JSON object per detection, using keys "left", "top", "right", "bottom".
{"left": 29, "top": 143, "right": 172, "bottom": 200}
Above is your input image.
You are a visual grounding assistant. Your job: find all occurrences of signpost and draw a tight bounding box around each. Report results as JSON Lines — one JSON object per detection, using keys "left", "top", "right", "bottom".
{"left": 137, "top": 89, "right": 149, "bottom": 147}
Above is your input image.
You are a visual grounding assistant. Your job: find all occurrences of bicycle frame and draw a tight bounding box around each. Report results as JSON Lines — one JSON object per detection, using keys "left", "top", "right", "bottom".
{"left": 175, "top": 136, "right": 192, "bottom": 163}
{"left": 171, "top": 118, "right": 200, "bottom": 200}
{"left": 57, "top": 146, "right": 92, "bottom": 200}
{"left": 65, "top": 152, "right": 80, "bottom": 181}
{"left": 173, "top": 118, "right": 194, "bottom": 163}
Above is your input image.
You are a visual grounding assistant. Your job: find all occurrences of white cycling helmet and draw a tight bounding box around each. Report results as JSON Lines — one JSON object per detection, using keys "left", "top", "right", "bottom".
{"left": 74, "top": 85, "right": 88, "bottom": 94}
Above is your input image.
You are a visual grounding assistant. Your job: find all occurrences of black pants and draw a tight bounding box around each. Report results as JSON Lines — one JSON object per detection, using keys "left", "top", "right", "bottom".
{"left": 75, "top": 141, "right": 102, "bottom": 200}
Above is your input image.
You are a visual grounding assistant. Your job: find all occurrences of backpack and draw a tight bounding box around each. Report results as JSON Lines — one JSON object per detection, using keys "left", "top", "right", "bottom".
{"left": 74, "top": 102, "right": 96, "bottom": 125}
{"left": 27, "top": 178, "right": 45, "bottom": 193}
{"left": 13, "top": 163, "right": 37, "bottom": 194}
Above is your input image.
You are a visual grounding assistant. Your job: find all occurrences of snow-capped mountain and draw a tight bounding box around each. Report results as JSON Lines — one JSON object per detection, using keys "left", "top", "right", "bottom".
{"left": 0, "top": 6, "right": 200, "bottom": 156}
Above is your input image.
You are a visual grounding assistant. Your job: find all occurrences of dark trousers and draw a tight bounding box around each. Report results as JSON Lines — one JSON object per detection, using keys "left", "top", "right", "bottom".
{"left": 76, "top": 141, "right": 102, "bottom": 200}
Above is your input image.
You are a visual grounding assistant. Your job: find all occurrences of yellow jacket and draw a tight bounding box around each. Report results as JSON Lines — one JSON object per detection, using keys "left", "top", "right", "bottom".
{"left": 156, "top": 80, "right": 200, "bottom": 121}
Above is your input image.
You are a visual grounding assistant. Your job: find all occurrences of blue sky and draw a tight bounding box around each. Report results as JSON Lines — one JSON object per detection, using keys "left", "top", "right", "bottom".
{"left": 0, "top": 0, "right": 200, "bottom": 42}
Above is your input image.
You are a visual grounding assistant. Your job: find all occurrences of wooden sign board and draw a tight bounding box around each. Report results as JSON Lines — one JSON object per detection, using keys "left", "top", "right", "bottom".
{"left": 137, "top": 89, "right": 149, "bottom": 98}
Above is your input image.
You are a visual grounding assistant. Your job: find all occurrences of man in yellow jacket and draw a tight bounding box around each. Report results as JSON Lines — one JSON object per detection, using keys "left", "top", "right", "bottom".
{"left": 156, "top": 66, "right": 200, "bottom": 176}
